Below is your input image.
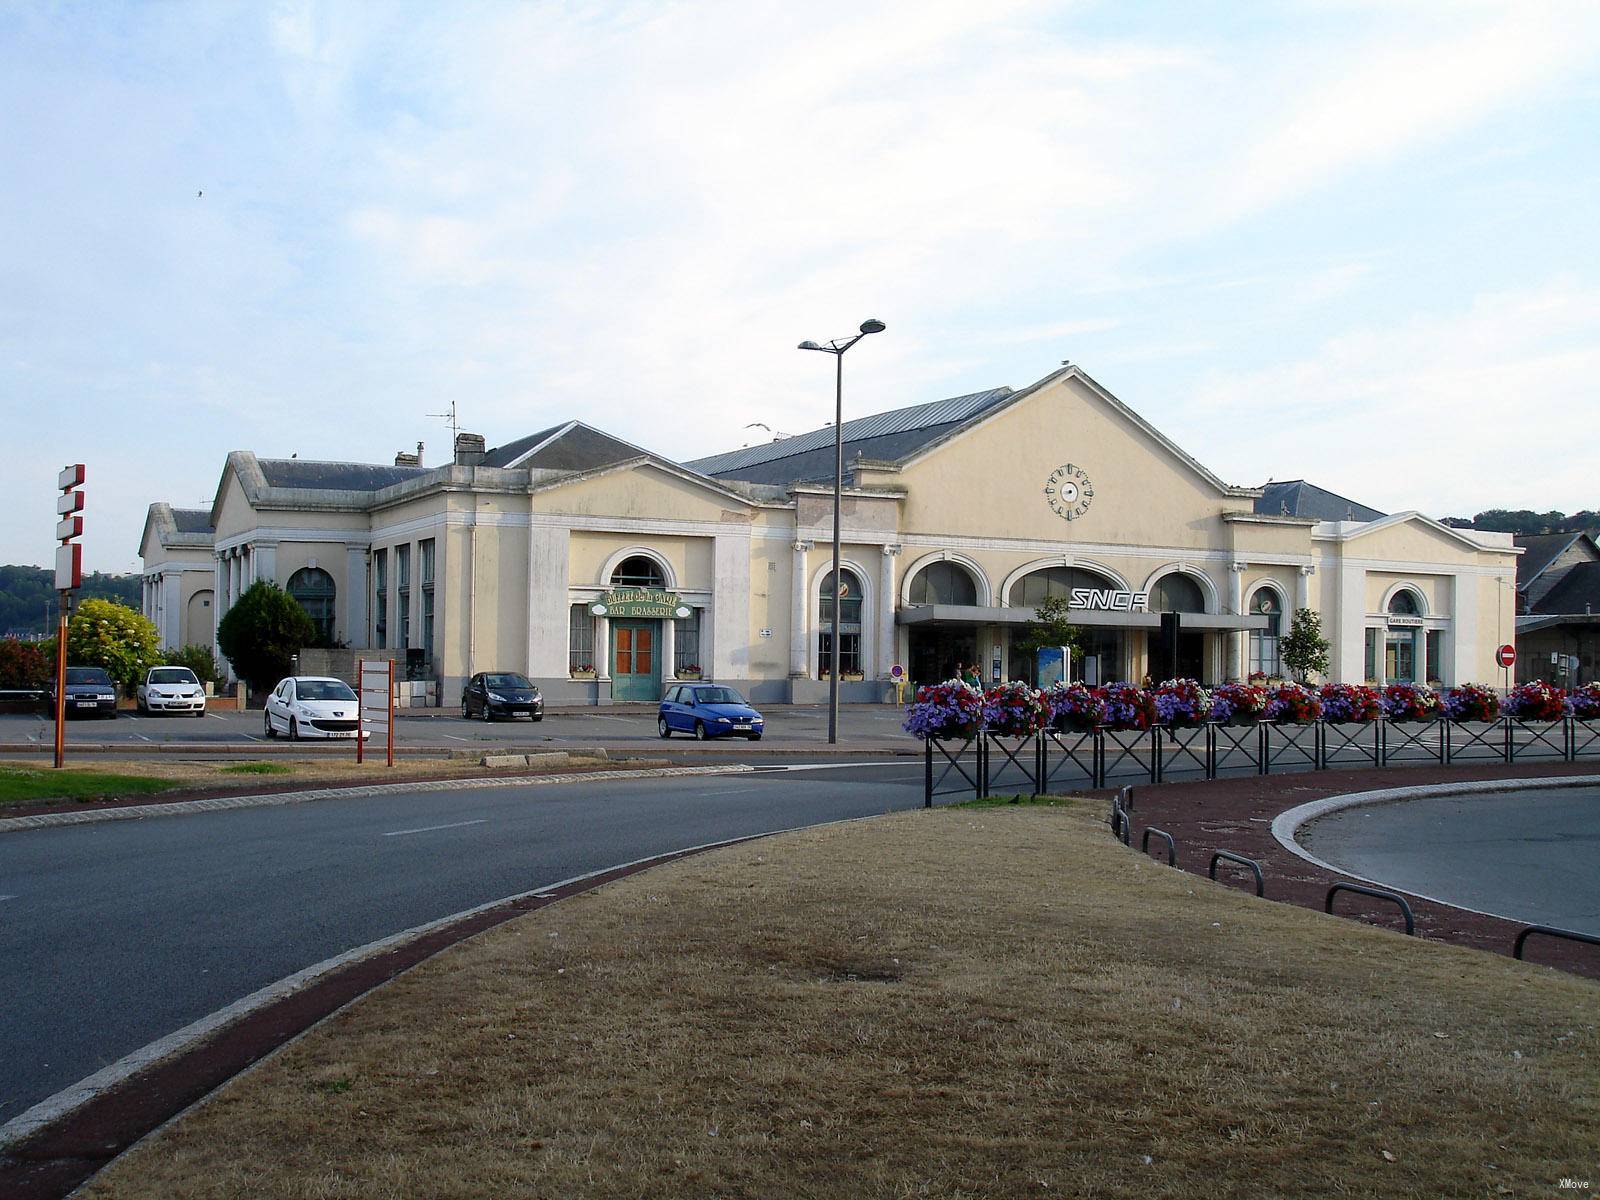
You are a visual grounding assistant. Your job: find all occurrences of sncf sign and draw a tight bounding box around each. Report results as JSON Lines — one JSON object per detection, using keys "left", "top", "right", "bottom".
{"left": 1069, "top": 588, "right": 1149, "bottom": 612}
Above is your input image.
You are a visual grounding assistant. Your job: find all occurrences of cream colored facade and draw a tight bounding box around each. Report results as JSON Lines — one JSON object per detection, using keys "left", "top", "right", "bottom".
{"left": 142, "top": 366, "right": 1519, "bottom": 702}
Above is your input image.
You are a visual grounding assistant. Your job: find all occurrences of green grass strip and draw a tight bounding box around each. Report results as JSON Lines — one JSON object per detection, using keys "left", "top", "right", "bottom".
{"left": 219, "top": 762, "right": 293, "bottom": 776}
{"left": 0, "top": 764, "right": 178, "bottom": 807}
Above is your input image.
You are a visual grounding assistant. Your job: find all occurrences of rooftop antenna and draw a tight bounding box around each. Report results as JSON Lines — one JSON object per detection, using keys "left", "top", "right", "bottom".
{"left": 428, "top": 400, "right": 460, "bottom": 445}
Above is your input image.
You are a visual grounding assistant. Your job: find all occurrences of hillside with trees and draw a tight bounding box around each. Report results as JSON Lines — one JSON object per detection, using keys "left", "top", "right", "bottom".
{"left": 1439, "top": 509, "right": 1600, "bottom": 535}
{"left": 0, "top": 565, "right": 141, "bottom": 637}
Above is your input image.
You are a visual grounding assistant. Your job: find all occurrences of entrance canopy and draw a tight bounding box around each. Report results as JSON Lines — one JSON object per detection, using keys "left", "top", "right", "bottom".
{"left": 897, "top": 604, "right": 1268, "bottom": 632}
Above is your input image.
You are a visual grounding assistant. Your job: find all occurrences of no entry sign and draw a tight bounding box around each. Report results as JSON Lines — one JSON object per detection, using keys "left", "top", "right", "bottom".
{"left": 1495, "top": 644, "right": 1516, "bottom": 669}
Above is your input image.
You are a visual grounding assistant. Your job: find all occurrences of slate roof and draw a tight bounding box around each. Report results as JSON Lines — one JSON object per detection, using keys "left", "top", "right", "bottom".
{"left": 1528, "top": 560, "right": 1600, "bottom": 615}
{"left": 1253, "top": 480, "right": 1384, "bottom": 522}
{"left": 171, "top": 508, "right": 213, "bottom": 535}
{"left": 687, "top": 388, "right": 1014, "bottom": 484}
{"left": 257, "top": 459, "right": 430, "bottom": 491}
{"left": 1513, "top": 533, "right": 1587, "bottom": 589}
{"left": 482, "top": 422, "right": 649, "bottom": 472}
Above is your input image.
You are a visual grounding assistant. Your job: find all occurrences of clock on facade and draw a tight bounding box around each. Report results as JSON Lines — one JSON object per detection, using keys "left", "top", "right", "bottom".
{"left": 1044, "top": 463, "right": 1094, "bottom": 521}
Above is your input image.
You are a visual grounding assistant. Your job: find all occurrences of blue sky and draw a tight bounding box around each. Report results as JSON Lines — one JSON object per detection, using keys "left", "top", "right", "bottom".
{"left": 3, "top": 1, "right": 1598, "bottom": 571}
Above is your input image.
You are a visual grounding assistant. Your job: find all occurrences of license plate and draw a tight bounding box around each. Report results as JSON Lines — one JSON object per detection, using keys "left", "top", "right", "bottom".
{"left": 75, "top": 701, "right": 97, "bottom": 708}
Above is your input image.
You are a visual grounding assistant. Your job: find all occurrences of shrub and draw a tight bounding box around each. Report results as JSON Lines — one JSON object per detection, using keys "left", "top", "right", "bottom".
{"left": 1442, "top": 683, "right": 1500, "bottom": 722}
{"left": 0, "top": 639, "right": 51, "bottom": 690}
{"left": 65, "top": 599, "right": 163, "bottom": 689}
{"left": 902, "top": 680, "right": 984, "bottom": 740}
{"left": 217, "top": 581, "right": 316, "bottom": 694}
{"left": 1503, "top": 680, "right": 1568, "bottom": 721}
{"left": 1280, "top": 608, "right": 1331, "bottom": 683}
{"left": 979, "top": 682, "right": 1048, "bottom": 737}
{"left": 164, "top": 644, "right": 224, "bottom": 688}
{"left": 1318, "top": 682, "right": 1381, "bottom": 723}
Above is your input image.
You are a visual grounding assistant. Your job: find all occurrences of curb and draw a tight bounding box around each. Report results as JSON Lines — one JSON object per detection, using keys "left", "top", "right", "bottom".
{"left": 0, "top": 765, "right": 756, "bottom": 834}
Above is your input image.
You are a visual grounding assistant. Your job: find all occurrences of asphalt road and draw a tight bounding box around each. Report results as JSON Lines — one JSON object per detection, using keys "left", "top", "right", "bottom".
{"left": 0, "top": 759, "right": 927, "bottom": 1127}
{"left": 0, "top": 704, "right": 918, "bottom": 752}
{"left": 1299, "top": 784, "right": 1600, "bottom": 935}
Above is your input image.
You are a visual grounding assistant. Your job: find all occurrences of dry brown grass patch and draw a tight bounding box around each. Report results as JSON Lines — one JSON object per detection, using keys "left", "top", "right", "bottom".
{"left": 84, "top": 802, "right": 1598, "bottom": 1199}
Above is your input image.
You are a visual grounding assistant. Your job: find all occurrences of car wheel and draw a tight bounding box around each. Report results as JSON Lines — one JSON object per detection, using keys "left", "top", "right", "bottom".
{"left": 264, "top": 711, "right": 276, "bottom": 739}
{"left": 693, "top": 720, "right": 708, "bottom": 741}
{"left": 136, "top": 697, "right": 146, "bottom": 715}
{"left": 658, "top": 717, "right": 671, "bottom": 739}
{"left": 462, "top": 698, "right": 471, "bottom": 719}
{"left": 289, "top": 717, "right": 300, "bottom": 741}
{"left": 747, "top": 732, "right": 762, "bottom": 741}
{"left": 531, "top": 714, "right": 543, "bottom": 722}
{"left": 482, "top": 704, "right": 493, "bottom": 723}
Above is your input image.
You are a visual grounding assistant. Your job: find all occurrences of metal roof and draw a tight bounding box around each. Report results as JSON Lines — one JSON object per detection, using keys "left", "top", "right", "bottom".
{"left": 686, "top": 387, "right": 1013, "bottom": 479}
{"left": 257, "top": 459, "right": 430, "bottom": 491}
{"left": 171, "top": 508, "right": 214, "bottom": 534}
{"left": 1254, "top": 480, "right": 1383, "bottom": 523}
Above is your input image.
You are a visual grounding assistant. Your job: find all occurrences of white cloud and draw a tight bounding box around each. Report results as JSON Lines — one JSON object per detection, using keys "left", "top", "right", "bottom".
{"left": 1178, "top": 281, "right": 1600, "bottom": 513}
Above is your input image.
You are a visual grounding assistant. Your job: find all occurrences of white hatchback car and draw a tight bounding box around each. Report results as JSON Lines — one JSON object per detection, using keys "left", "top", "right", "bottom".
{"left": 136, "top": 666, "right": 207, "bottom": 716}
{"left": 263, "top": 676, "right": 369, "bottom": 740}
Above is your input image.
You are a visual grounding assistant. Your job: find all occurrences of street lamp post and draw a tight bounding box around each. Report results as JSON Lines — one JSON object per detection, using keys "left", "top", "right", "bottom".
{"left": 799, "top": 318, "right": 886, "bottom": 744}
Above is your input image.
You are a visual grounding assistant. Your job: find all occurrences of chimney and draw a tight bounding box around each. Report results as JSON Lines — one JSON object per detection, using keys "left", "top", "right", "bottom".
{"left": 394, "top": 449, "right": 421, "bottom": 467}
{"left": 454, "top": 432, "right": 487, "bottom": 467}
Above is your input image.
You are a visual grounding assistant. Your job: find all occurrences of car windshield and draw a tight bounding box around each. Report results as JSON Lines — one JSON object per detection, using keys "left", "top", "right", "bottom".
{"left": 149, "top": 668, "right": 198, "bottom": 685}
{"left": 693, "top": 687, "right": 745, "bottom": 705}
{"left": 297, "top": 680, "right": 357, "bottom": 702}
{"left": 486, "top": 674, "right": 533, "bottom": 689}
{"left": 65, "top": 669, "right": 111, "bottom": 685}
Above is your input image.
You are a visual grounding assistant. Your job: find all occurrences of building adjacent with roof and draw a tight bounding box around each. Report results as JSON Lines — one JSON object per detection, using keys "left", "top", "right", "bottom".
{"left": 140, "top": 364, "right": 1519, "bottom": 703}
{"left": 1513, "top": 531, "right": 1600, "bottom": 685}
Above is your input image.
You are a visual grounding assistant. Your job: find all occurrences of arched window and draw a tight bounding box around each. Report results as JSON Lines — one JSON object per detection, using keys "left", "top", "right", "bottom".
{"left": 818, "top": 569, "right": 864, "bottom": 677}
{"left": 1007, "top": 565, "right": 1119, "bottom": 607}
{"left": 1248, "top": 587, "right": 1282, "bottom": 678}
{"left": 908, "top": 561, "right": 978, "bottom": 606}
{"left": 287, "top": 567, "right": 337, "bottom": 646}
{"left": 611, "top": 555, "right": 665, "bottom": 589}
{"left": 1388, "top": 589, "right": 1421, "bottom": 616}
{"left": 1149, "top": 573, "right": 1205, "bottom": 613}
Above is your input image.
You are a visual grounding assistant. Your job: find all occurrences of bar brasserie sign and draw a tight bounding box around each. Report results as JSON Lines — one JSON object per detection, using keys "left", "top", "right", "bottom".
{"left": 591, "top": 588, "right": 693, "bottom": 619}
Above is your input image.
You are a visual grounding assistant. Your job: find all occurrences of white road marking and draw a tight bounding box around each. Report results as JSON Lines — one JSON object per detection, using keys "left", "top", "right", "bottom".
{"left": 0, "top": 894, "right": 18, "bottom": 902}
{"left": 756, "top": 760, "right": 910, "bottom": 772}
{"left": 384, "top": 819, "right": 488, "bottom": 837}
{"left": 441, "top": 734, "right": 471, "bottom": 742}
{"left": 209, "top": 713, "right": 229, "bottom": 721}
{"left": 583, "top": 715, "right": 635, "bottom": 723}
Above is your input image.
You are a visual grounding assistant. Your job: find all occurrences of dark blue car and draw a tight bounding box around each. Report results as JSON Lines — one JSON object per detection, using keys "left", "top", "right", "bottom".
{"left": 658, "top": 684, "right": 764, "bottom": 741}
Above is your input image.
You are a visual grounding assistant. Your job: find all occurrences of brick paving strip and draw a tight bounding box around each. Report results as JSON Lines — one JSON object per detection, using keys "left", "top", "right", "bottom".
{"left": 1110, "top": 760, "right": 1600, "bottom": 981}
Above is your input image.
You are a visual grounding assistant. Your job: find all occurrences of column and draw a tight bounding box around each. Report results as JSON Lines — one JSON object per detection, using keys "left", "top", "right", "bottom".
{"left": 594, "top": 613, "right": 611, "bottom": 682}
{"left": 255, "top": 541, "right": 277, "bottom": 588}
{"left": 789, "top": 540, "right": 811, "bottom": 678}
{"left": 1335, "top": 559, "right": 1365, "bottom": 684}
{"left": 212, "top": 556, "right": 226, "bottom": 642}
{"left": 711, "top": 530, "right": 752, "bottom": 682}
{"left": 878, "top": 545, "right": 900, "bottom": 679}
{"left": 526, "top": 522, "right": 570, "bottom": 679}
{"left": 1451, "top": 571, "right": 1480, "bottom": 688}
{"left": 228, "top": 551, "right": 242, "bottom": 610}
{"left": 160, "top": 571, "right": 181, "bottom": 649}
{"left": 345, "top": 545, "right": 368, "bottom": 647}
{"left": 660, "top": 615, "right": 676, "bottom": 682}
{"left": 1295, "top": 564, "right": 1314, "bottom": 613}
{"left": 1228, "top": 562, "right": 1247, "bottom": 682}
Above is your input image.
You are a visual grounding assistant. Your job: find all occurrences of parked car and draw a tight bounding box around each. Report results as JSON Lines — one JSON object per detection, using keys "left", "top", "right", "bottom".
{"left": 43, "top": 666, "right": 119, "bottom": 719}
{"left": 136, "top": 666, "right": 207, "bottom": 716}
{"left": 658, "top": 683, "right": 764, "bottom": 740}
{"left": 461, "top": 672, "right": 544, "bottom": 722}
{"left": 262, "top": 676, "right": 368, "bottom": 740}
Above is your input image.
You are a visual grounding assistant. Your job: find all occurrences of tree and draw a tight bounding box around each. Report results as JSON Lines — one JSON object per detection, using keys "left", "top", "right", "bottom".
{"left": 65, "top": 598, "right": 164, "bottom": 689}
{"left": 217, "top": 581, "right": 316, "bottom": 693}
{"left": 1280, "top": 607, "right": 1331, "bottom": 684}
{"left": 1008, "top": 595, "right": 1085, "bottom": 684}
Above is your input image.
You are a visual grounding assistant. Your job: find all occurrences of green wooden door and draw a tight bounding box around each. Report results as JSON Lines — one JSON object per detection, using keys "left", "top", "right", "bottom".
{"left": 611, "top": 621, "right": 662, "bottom": 701}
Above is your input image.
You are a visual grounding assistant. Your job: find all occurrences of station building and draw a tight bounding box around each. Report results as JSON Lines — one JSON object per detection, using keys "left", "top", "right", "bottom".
{"left": 140, "top": 364, "right": 1519, "bottom": 702}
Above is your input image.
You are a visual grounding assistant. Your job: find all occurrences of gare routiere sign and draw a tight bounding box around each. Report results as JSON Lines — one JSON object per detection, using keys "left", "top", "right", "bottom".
{"left": 590, "top": 588, "right": 693, "bottom": 620}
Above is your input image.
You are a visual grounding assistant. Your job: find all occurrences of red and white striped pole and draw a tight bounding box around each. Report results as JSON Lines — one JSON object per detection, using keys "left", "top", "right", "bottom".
{"left": 54, "top": 465, "right": 85, "bottom": 769}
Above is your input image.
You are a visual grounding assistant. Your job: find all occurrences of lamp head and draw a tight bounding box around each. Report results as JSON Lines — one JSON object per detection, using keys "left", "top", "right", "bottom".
{"left": 797, "top": 340, "right": 823, "bottom": 351}
{"left": 859, "top": 318, "right": 886, "bottom": 335}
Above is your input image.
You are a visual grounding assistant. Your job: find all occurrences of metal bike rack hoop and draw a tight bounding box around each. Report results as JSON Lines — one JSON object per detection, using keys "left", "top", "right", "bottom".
{"left": 1141, "top": 826, "right": 1176, "bottom": 867}
{"left": 1208, "top": 850, "right": 1264, "bottom": 897}
{"left": 1513, "top": 923, "right": 1600, "bottom": 960}
{"left": 1325, "top": 882, "right": 1415, "bottom": 935}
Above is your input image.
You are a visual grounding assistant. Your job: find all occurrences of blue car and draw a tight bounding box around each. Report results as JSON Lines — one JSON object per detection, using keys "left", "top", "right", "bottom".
{"left": 658, "top": 684, "right": 764, "bottom": 741}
